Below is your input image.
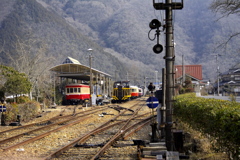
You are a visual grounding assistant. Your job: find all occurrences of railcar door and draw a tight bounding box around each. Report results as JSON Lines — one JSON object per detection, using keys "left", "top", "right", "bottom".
{"left": 117, "top": 86, "right": 124, "bottom": 100}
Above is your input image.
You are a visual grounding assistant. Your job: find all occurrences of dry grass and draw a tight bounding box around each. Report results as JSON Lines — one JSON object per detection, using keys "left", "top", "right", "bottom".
{"left": 175, "top": 120, "right": 229, "bottom": 160}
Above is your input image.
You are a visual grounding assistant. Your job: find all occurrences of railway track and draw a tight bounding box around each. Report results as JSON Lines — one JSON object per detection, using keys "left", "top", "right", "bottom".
{"left": 44, "top": 98, "right": 154, "bottom": 160}
{"left": 0, "top": 98, "right": 154, "bottom": 160}
{"left": 0, "top": 105, "right": 108, "bottom": 144}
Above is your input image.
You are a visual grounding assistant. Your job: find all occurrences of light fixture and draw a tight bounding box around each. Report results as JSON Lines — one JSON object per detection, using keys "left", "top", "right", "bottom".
{"left": 149, "top": 19, "right": 161, "bottom": 29}
{"left": 153, "top": 44, "right": 163, "bottom": 54}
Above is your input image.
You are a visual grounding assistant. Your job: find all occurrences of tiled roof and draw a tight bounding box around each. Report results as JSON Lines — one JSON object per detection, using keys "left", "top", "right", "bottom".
{"left": 175, "top": 65, "right": 202, "bottom": 80}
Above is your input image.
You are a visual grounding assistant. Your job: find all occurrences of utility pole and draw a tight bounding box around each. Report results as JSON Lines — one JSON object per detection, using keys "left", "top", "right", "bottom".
{"left": 88, "top": 48, "right": 94, "bottom": 106}
{"left": 182, "top": 54, "right": 185, "bottom": 86}
{"left": 214, "top": 54, "right": 221, "bottom": 96}
{"left": 155, "top": 71, "right": 158, "bottom": 88}
{"left": 144, "top": 76, "right": 148, "bottom": 95}
{"left": 153, "top": 0, "right": 183, "bottom": 151}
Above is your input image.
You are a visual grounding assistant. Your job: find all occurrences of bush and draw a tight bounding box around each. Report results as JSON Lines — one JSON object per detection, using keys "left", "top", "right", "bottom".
{"left": 5, "top": 103, "right": 18, "bottom": 122}
{"left": 174, "top": 93, "right": 240, "bottom": 159}
{"left": 17, "top": 96, "right": 31, "bottom": 103}
{"left": 18, "top": 101, "right": 41, "bottom": 121}
{"left": 4, "top": 101, "right": 41, "bottom": 122}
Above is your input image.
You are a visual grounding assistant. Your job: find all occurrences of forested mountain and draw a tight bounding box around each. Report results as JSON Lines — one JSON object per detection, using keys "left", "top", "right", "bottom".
{"left": 0, "top": 0, "right": 239, "bottom": 84}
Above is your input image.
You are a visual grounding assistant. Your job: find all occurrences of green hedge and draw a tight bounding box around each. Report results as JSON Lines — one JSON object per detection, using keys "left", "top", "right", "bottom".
{"left": 174, "top": 93, "right": 240, "bottom": 158}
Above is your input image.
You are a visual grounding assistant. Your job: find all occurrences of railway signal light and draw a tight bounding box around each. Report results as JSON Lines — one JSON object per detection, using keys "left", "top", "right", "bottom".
{"left": 153, "top": 43, "right": 163, "bottom": 54}
{"left": 148, "top": 19, "right": 164, "bottom": 54}
{"left": 149, "top": 19, "right": 161, "bottom": 29}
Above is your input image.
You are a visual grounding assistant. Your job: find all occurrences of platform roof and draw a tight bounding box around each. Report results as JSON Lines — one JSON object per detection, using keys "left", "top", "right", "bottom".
{"left": 50, "top": 57, "right": 111, "bottom": 81}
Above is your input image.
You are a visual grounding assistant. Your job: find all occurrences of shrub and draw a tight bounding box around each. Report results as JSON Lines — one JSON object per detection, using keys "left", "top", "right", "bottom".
{"left": 174, "top": 93, "right": 240, "bottom": 159}
{"left": 5, "top": 103, "right": 19, "bottom": 122}
{"left": 4, "top": 101, "right": 41, "bottom": 122}
{"left": 17, "top": 96, "right": 31, "bottom": 104}
{"left": 18, "top": 101, "right": 41, "bottom": 121}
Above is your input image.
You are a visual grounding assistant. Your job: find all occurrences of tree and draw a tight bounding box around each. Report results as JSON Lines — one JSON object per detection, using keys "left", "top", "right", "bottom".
{"left": 210, "top": 0, "right": 240, "bottom": 17}
{"left": 210, "top": 0, "right": 240, "bottom": 48}
{"left": 0, "top": 65, "right": 31, "bottom": 101}
{"left": 0, "top": 65, "right": 19, "bottom": 99}
{"left": 4, "top": 73, "right": 31, "bottom": 98}
{"left": 4, "top": 33, "right": 56, "bottom": 101}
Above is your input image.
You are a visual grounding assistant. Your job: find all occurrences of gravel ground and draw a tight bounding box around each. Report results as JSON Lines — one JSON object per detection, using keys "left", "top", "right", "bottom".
{"left": 0, "top": 98, "right": 154, "bottom": 160}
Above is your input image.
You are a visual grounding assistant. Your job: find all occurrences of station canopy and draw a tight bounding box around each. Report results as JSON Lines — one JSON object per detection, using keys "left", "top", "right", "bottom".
{"left": 50, "top": 57, "right": 111, "bottom": 81}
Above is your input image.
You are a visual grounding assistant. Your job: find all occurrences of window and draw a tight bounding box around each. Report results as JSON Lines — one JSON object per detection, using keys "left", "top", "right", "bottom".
{"left": 223, "top": 77, "right": 230, "bottom": 81}
{"left": 235, "top": 77, "right": 240, "bottom": 81}
{"left": 74, "top": 88, "right": 77, "bottom": 93}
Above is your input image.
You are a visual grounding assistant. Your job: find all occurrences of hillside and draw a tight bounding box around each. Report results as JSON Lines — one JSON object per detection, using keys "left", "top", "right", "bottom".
{"left": 0, "top": 0, "right": 131, "bottom": 82}
{"left": 0, "top": 0, "right": 239, "bottom": 84}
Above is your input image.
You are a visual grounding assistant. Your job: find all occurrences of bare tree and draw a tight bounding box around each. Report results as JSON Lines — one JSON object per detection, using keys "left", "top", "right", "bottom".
{"left": 5, "top": 34, "right": 56, "bottom": 101}
{"left": 210, "top": 0, "right": 240, "bottom": 17}
{"left": 210, "top": 0, "right": 240, "bottom": 51}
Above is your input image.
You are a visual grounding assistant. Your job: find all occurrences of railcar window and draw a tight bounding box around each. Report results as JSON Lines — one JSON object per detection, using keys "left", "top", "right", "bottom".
{"left": 67, "top": 88, "right": 69, "bottom": 93}
{"left": 74, "top": 88, "right": 77, "bottom": 93}
{"left": 70, "top": 88, "right": 73, "bottom": 93}
{"left": 78, "top": 88, "right": 80, "bottom": 93}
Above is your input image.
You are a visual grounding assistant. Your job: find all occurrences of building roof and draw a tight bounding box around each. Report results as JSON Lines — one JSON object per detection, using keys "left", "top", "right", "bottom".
{"left": 50, "top": 57, "right": 111, "bottom": 81}
{"left": 232, "top": 63, "right": 240, "bottom": 70}
{"left": 175, "top": 65, "right": 202, "bottom": 80}
{"left": 221, "top": 63, "right": 240, "bottom": 75}
{"left": 63, "top": 57, "right": 81, "bottom": 64}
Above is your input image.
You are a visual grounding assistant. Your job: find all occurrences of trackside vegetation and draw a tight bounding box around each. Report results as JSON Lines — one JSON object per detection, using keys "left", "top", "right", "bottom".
{"left": 174, "top": 93, "right": 240, "bottom": 159}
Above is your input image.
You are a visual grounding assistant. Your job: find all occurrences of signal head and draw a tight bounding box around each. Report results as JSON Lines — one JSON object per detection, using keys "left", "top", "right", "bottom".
{"left": 149, "top": 19, "right": 161, "bottom": 29}
{"left": 153, "top": 44, "right": 163, "bottom": 54}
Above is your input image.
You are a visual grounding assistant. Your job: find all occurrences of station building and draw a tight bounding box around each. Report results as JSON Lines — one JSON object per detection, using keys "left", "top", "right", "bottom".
{"left": 50, "top": 57, "right": 112, "bottom": 104}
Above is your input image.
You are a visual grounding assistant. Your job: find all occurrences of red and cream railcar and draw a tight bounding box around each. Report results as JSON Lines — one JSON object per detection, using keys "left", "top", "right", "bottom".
{"left": 65, "top": 84, "right": 90, "bottom": 105}
{"left": 130, "top": 86, "right": 140, "bottom": 99}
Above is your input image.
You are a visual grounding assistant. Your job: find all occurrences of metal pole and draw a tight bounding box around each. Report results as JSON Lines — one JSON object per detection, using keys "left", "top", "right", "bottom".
{"left": 88, "top": 48, "right": 93, "bottom": 106}
{"left": 53, "top": 73, "right": 56, "bottom": 105}
{"left": 217, "top": 55, "right": 219, "bottom": 96}
{"left": 155, "top": 71, "right": 158, "bottom": 88}
{"left": 161, "top": 68, "right": 166, "bottom": 138}
{"left": 165, "top": 0, "right": 174, "bottom": 151}
{"left": 217, "top": 66, "right": 219, "bottom": 96}
{"left": 152, "top": 0, "right": 183, "bottom": 151}
{"left": 89, "top": 55, "right": 93, "bottom": 106}
{"left": 144, "top": 76, "right": 146, "bottom": 95}
{"left": 215, "top": 54, "right": 221, "bottom": 96}
{"left": 182, "top": 54, "right": 185, "bottom": 86}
